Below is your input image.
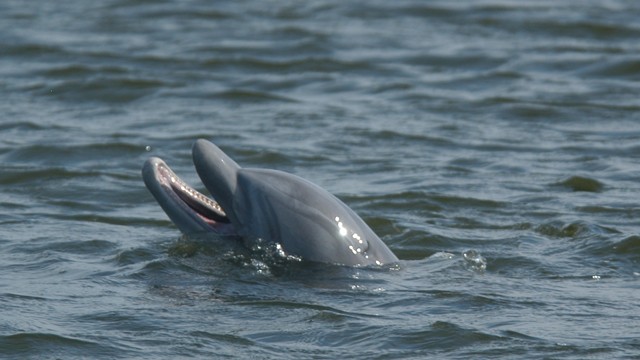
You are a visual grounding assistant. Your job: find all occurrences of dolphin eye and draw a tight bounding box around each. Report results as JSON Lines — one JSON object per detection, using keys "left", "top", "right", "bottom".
{"left": 353, "top": 233, "right": 370, "bottom": 253}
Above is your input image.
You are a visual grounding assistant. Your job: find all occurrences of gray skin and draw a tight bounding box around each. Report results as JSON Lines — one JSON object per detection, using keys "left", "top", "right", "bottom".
{"left": 142, "top": 139, "right": 398, "bottom": 266}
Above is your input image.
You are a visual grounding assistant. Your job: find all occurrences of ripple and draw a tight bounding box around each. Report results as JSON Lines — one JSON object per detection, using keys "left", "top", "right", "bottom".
{"left": 388, "top": 321, "right": 504, "bottom": 352}
{"left": 576, "top": 56, "right": 640, "bottom": 79}
{"left": 0, "top": 166, "right": 99, "bottom": 185}
{"left": 137, "top": 7, "right": 232, "bottom": 21}
{"left": 201, "top": 56, "right": 378, "bottom": 74}
{"left": 520, "top": 19, "right": 640, "bottom": 40}
{"left": 189, "top": 331, "right": 255, "bottom": 347}
{"left": 37, "top": 64, "right": 129, "bottom": 78}
{"left": 3, "top": 43, "right": 69, "bottom": 58}
{"left": 37, "top": 77, "right": 173, "bottom": 103}
{"left": 0, "top": 292, "right": 48, "bottom": 302}
{"left": 0, "top": 332, "right": 114, "bottom": 358}
{"left": 115, "top": 247, "right": 158, "bottom": 267}
{"left": 535, "top": 221, "right": 610, "bottom": 239}
{"left": 13, "top": 239, "right": 117, "bottom": 257}
{"left": 3, "top": 142, "right": 145, "bottom": 167}
{"left": 211, "top": 89, "right": 298, "bottom": 103}
{"left": 557, "top": 176, "right": 604, "bottom": 192}
{"left": 0, "top": 120, "right": 60, "bottom": 132}
{"left": 613, "top": 235, "right": 640, "bottom": 254}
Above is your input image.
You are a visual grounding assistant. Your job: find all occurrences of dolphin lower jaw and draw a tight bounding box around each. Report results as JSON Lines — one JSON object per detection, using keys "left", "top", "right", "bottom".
{"left": 143, "top": 157, "right": 236, "bottom": 235}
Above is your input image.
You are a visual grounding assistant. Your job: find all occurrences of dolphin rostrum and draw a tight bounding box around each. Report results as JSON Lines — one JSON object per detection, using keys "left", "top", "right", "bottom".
{"left": 142, "top": 139, "right": 398, "bottom": 266}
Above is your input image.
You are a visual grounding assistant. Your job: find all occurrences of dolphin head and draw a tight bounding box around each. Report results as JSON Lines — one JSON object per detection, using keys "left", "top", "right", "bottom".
{"left": 143, "top": 139, "right": 398, "bottom": 267}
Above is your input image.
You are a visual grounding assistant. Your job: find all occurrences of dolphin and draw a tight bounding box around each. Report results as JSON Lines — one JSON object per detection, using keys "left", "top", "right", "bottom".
{"left": 142, "top": 139, "right": 398, "bottom": 266}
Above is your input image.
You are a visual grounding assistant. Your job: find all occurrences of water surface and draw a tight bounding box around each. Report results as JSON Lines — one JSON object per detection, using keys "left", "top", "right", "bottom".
{"left": 1, "top": 0, "right": 640, "bottom": 358}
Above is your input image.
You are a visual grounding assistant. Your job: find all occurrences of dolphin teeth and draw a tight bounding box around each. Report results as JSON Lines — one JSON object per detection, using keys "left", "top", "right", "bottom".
{"left": 171, "top": 181, "right": 229, "bottom": 223}
{"left": 156, "top": 161, "right": 230, "bottom": 224}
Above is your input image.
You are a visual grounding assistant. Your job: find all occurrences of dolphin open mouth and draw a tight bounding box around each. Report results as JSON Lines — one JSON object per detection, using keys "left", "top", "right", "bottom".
{"left": 142, "top": 157, "right": 236, "bottom": 235}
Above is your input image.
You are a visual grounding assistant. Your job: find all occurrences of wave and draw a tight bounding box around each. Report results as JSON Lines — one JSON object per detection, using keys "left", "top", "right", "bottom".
{"left": 0, "top": 333, "right": 112, "bottom": 358}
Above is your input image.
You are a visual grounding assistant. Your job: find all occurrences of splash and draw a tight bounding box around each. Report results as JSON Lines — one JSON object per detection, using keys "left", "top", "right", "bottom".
{"left": 462, "top": 249, "right": 487, "bottom": 273}
{"left": 242, "top": 238, "right": 303, "bottom": 275}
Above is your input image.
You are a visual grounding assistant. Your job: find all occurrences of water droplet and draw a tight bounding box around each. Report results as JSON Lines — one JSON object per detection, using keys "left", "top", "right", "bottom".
{"left": 145, "top": 145, "right": 151, "bottom": 152}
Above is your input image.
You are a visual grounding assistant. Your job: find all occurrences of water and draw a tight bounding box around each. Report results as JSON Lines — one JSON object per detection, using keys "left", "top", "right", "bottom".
{"left": 2, "top": 0, "right": 640, "bottom": 358}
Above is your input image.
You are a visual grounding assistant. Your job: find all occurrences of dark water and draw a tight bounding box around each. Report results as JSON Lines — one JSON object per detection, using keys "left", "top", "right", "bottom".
{"left": 2, "top": 0, "right": 640, "bottom": 358}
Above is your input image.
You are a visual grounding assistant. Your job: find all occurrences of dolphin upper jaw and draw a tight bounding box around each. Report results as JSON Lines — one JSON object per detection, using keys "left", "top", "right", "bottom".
{"left": 192, "top": 139, "right": 241, "bottom": 224}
